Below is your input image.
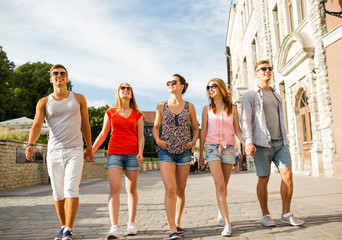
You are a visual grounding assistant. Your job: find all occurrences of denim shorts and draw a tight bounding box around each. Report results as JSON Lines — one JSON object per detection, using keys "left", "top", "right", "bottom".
{"left": 205, "top": 144, "right": 235, "bottom": 164}
{"left": 254, "top": 139, "right": 292, "bottom": 176}
{"left": 107, "top": 154, "right": 140, "bottom": 171}
{"left": 158, "top": 148, "right": 192, "bottom": 165}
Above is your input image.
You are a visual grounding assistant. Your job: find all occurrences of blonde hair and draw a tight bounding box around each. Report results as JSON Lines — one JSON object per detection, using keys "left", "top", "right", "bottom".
{"left": 114, "top": 83, "right": 141, "bottom": 114}
{"left": 207, "top": 78, "right": 233, "bottom": 115}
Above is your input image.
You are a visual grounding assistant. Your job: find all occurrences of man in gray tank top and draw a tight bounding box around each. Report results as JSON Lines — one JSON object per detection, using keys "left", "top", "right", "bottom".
{"left": 25, "top": 64, "right": 93, "bottom": 240}
{"left": 241, "top": 60, "right": 305, "bottom": 228}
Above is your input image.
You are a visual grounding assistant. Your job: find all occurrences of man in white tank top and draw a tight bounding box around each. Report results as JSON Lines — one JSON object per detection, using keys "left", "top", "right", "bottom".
{"left": 25, "top": 64, "right": 93, "bottom": 240}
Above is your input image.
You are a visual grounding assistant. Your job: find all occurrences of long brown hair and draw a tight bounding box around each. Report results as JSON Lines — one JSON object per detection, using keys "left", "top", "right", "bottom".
{"left": 207, "top": 78, "right": 233, "bottom": 115}
{"left": 114, "top": 83, "right": 142, "bottom": 114}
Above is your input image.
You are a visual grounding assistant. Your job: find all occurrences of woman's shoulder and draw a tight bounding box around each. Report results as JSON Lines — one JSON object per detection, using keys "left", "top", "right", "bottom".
{"left": 156, "top": 101, "right": 167, "bottom": 110}
{"left": 106, "top": 107, "right": 118, "bottom": 115}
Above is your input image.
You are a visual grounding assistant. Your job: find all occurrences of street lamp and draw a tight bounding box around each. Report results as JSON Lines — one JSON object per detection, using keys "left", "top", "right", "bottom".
{"left": 317, "top": 0, "right": 342, "bottom": 18}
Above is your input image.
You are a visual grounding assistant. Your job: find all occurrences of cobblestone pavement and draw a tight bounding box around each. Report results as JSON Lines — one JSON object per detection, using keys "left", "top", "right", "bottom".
{"left": 1, "top": 170, "right": 342, "bottom": 240}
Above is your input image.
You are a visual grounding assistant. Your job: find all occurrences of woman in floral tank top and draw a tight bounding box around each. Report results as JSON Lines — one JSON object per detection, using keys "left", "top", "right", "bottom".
{"left": 153, "top": 74, "right": 199, "bottom": 239}
{"left": 199, "top": 78, "right": 245, "bottom": 237}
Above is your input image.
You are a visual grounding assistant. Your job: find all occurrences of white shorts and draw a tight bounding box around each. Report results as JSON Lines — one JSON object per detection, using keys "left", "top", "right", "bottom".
{"left": 47, "top": 147, "right": 84, "bottom": 201}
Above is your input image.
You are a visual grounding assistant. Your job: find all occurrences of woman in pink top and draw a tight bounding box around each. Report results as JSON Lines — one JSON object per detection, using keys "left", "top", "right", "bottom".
{"left": 199, "top": 78, "right": 245, "bottom": 237}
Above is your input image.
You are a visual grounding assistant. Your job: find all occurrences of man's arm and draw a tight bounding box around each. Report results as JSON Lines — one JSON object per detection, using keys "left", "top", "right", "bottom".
{"left": 241, "top": 93, "right": 256, "bottom": 156}
{"left": 25, "top": 97, "right": 48, "bottom": 161}
{"left": 75, "top": 93, "right": 93, "bottom": 162}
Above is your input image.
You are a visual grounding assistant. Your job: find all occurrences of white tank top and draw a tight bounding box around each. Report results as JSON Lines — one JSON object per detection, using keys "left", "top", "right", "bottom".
{"left": 45, "top": 92, "right": 83, "bottom": 150}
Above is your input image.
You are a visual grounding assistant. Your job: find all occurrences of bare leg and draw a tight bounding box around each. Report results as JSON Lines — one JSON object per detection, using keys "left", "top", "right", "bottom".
{"left": 175, "top": 164, "right": 190, "bottom": 227}
{"left": 257, "top": 176, "right": 270, "bottom": 216}
{"left": 55, "top": 199, "right": 66, "bottom": 226}
{"left": 64, "top": 197, "right": 79, "bottom": 228}
{"left": 159, "top": 162, "right": 177, "bottom": 233}
{"left": 108, "top": 168, "right": 123, "bottom": 226}
{"left": 209, "top": 161, "right": 233, "bottom": 226}
{"left": 125, "top": 170, "right": 139, "bottom": 223}
{"left": 280, "top": 168, "right": 293, "bottom": 215}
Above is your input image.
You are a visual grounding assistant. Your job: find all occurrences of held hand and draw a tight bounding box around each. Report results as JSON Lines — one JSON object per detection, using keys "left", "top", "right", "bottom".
{"left": 199, "top": 156, "right": 205, "bottom": 168}
{"left": 157, "top": 140, "right": 170, "bottom": 149}
{"left": 25, "top": 146, "right": 34, "bottom": 161}
{"left": 137, "top": 154, "right": 144, "bottom": 164}
{"left": 84, "top": 149, "right": 93, "bottom": 163}
{"left": 183, "top": 141, "right": 193, "bottom": 149}
{"left": 246, "top": 143, "right": 256, "bottom": 157}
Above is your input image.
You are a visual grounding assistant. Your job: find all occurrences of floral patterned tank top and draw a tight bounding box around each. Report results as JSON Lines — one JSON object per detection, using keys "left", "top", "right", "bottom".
{"left": 158, "top": 101, "right": 191, "bottom": 154}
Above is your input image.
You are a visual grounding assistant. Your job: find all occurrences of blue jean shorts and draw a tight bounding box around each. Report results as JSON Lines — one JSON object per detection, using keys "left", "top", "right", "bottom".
{"left": 254, "top": 140, "right": 292, "bottom": 176}
{"left": 158, "top": 149, "right": 192, "bottom": 165}
{"left": 107, "top": 154, "right": 140, "bottom": 171}
{"left": 205, "top": 144, "right": 235, "bottom": 164}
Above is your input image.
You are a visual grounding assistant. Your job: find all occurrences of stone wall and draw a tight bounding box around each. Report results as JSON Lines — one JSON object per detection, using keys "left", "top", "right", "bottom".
{"left": 0, "top": 139, "right": 159, "bottom": 191}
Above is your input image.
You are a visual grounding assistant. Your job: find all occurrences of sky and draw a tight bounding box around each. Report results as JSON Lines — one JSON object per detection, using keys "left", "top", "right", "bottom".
{"left": 0, "top": 0, "right": 232, "bottom": 121}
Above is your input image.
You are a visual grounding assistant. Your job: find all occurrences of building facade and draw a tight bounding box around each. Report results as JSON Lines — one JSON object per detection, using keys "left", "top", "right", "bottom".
{"left": 226, "top": 0, "right": 341, "bottom": 176}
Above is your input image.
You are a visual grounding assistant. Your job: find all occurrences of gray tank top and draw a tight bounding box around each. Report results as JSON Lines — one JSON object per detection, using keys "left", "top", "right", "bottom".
{"left": 45, "top": 92, "right": 83, "bottom": 150}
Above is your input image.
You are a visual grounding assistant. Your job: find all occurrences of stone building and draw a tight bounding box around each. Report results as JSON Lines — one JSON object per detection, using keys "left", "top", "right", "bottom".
{"left": 226, "top": 0, "right": 342, "bottom": 176}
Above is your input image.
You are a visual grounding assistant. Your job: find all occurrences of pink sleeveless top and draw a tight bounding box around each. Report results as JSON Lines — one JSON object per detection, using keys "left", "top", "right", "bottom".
{"left": 205, "top": 105, "right": 235, "bottom": 152}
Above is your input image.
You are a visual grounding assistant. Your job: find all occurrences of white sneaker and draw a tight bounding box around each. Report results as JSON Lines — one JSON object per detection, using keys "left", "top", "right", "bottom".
{"left": 127, "top": 222, "right": 137, "bottom": 235}
{"left": 221, "top": 225, "right": 232, "bottom": 237}
{"left": 262, "top": 215, "right": 276, "bottom": 227}
{"left": 107, "top": 226, "right": 119, "bottom": 239}
{"left": 218, "top": 211, "right": 225, "bottom": 227}
{"left": 281, "top": 214, "right": 305, "bottom": 226}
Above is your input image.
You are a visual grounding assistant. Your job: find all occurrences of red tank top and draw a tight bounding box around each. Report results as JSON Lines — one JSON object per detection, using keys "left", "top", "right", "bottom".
{"left": 106, "top": 108, "right": 142, "bottom": 155}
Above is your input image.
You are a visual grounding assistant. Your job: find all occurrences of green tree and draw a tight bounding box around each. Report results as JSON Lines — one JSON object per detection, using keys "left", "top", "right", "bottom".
{"left": 10, "top": 62, "right": 72, "bottom": 119}
{"left": 0, "top": 48, "right": 15, "bottom": 121}
{"left": 88, "top": 105, "right": 111, "bottom": 149}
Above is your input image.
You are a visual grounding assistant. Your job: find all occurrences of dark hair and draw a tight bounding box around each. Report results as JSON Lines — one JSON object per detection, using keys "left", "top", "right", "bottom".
{"left": 173, "top": 74, "right": 188, "bottom": 94}
{"left": 50, "top": 64, "right": 68, "bottom": 77}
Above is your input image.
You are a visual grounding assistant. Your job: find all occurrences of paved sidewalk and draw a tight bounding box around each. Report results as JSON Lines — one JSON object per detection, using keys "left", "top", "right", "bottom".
{"left": 0, "top": 170, "right": 342, "bottom": 240}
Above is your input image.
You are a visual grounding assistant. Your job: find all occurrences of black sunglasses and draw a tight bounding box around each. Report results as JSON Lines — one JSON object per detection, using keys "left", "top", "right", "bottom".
{"left": 257, "top": 67, "right": 273, "bottom": 72}
{"left": 166, "top": 80, "right": 178, "bottom": 86}
{"left": 206, "top": 83, "right": 218, "bottom": 91}
{"left": 51, "top": 71, "right": 67, "bottom": 77}
{"left": 120, "top": 86, "right": 132, "bottom": 91}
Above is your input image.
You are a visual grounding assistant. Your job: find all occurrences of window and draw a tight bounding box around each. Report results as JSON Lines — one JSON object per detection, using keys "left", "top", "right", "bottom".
{"left": 251, "top": 38, "right": 257, "bottom": 67}
{"left": 299, "top": 90, "right": 312, "bottom": 142}
{"left": 299, "top": 0, "right": 307, "bottom": 22}
{"left": 243, "top": 2, "right": 248, "bottom": 24}
{"left": 273, "top": 5, "right": 281, "bottom": 49}
{"left": 279, "top": 82, "right": 289, "bottom": 133}
{"left": 243, "top": 57, "right": 248, "bottom": 86}
{"left": 241, "top": 11, "right": 245, "bottom": 32}
{"left": 287, "top": 0, "right": 295, "bottom": 32}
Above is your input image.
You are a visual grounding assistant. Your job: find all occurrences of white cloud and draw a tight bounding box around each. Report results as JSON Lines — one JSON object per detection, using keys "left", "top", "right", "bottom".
{"left": 87, "top": 99, "right": 109, "bottom": 108}
{"left": 0, "top": 0, "right": 230, "bottom": 114}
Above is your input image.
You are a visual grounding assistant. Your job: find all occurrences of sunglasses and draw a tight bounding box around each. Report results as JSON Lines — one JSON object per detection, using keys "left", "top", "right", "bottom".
{"left": 166, "top": 80, "right": 178, "bottom": 86}
{"left": 51, "top": 71, "right": 67, "bottom": 77}
{"left": 257, "top": 67, "right": 273, "bottom": 72}
{"left": 120, "top": 86, "right": 132, "bottom": 91}
{"left": 206, "top": 83, "right": 218, "bottom": 91}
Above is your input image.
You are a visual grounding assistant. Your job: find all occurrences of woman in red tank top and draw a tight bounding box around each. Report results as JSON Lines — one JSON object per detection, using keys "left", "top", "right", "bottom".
{"left": 91, "top": 83, "right": 144, "bottom": 239}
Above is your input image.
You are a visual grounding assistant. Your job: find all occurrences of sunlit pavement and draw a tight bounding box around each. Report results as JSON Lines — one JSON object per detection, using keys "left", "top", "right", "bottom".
{"left": 1, "top": 170, "right": 342, "bottom": 239}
